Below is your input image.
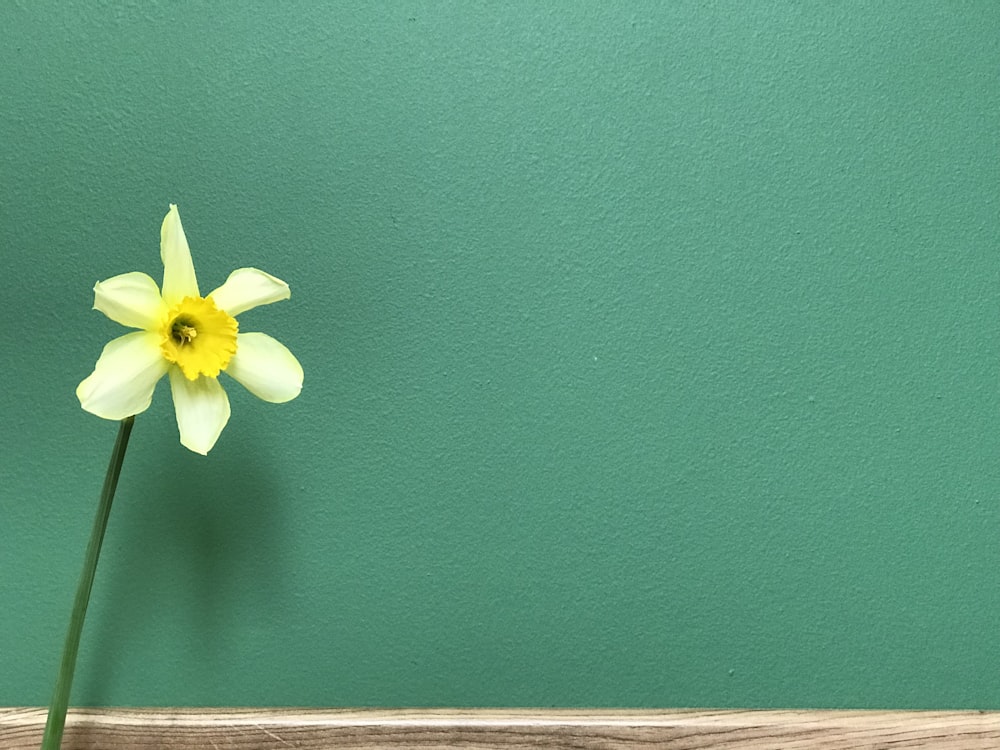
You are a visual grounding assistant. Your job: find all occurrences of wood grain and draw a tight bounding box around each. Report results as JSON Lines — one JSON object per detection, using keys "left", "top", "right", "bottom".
{"left": 3, "top": 708, "right": 1000, "bottom": 749}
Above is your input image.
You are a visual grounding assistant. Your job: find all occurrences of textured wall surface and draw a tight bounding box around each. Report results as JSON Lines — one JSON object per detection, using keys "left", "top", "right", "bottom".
{"left": 2, "top": 2, "right": 999, "bottom": 708}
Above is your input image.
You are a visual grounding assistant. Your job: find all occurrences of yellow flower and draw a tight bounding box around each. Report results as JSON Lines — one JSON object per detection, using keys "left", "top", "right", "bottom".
{"left": 76, "top": 205, "right": 303, "bottom": 454}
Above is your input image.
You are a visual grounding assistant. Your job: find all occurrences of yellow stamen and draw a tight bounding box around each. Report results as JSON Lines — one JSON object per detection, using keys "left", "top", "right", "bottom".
{"left": 172, "top": 323, "right": 198, "bottom": 344}
{"left": 160, "top": 296, "right": 238, "bottom": 380}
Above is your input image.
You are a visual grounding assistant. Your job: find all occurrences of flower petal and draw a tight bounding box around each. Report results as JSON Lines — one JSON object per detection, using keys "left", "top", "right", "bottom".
{"left": 208, "top": 268, "right": 291, "bottom": 316}
{"left": 93, "top": 271, "right": 167, "bottom": 330}
{"left": 77, "top": 331, "right": 169, "bottom": 419}
{"left": 168, "top": 369, "right": 231, "bottom": 454}
{"left": 160, "top": 204, "right": 199, "bottom": 305}
{"left": 226, "top": 332, "right": 303, "bottom": 403}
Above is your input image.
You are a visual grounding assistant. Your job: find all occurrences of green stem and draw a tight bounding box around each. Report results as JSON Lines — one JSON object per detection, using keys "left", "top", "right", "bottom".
{"left": 41, "top": 416, "right": 135, "bottom": 750}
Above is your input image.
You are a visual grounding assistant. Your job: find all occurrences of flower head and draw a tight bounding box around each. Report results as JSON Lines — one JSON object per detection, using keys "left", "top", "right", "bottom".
{"left": 77, "top": 205, "right": 303, "bottom": 454}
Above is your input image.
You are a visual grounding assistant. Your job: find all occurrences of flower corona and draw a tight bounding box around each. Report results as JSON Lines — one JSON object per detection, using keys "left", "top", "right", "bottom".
{"left": 160, "top": 295, "right": 239, "bottom": 379}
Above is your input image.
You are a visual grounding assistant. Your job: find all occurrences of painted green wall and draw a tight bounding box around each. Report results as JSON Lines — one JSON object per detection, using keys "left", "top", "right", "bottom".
{"left": 3, "top": 2, "right": 999, "bottom": 709}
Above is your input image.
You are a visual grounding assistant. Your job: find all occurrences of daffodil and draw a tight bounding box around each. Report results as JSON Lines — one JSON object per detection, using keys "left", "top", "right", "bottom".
{"left": 77, "top": 204, "right": 303, "bottom": 454}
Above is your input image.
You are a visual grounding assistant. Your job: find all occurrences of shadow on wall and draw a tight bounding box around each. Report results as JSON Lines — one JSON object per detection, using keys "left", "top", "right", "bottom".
{"left": 75, "top": 414, "right": 290, "bottom": 705}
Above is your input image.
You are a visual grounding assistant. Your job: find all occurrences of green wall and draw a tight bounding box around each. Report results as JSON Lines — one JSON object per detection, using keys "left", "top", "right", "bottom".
{"left": 3, "top": 2, "right": 1000, "bottom": 709}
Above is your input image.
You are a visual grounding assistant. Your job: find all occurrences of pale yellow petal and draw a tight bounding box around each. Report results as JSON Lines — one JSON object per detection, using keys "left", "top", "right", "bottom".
{"left": 77, "top": 331, "right": 169, "bottom": 419}
{"left": 208, "top": 268, "right": 290, "bottom": 316}
{"left": 226, "top": 332, "right": 303, "bottom": 403}
{"left": 93, "top": 272, "right": 167, "bottom": 330}
{"left": 160, "top": 204, "right": 199, "bottom": 305}
{"left": 168, "top": 368, "right": 231, "bottom": 454}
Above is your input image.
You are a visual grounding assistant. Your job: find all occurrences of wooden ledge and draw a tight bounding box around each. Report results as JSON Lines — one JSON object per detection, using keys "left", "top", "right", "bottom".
{"left": 3, "top": 707, "right": 1000, "bottom": 749}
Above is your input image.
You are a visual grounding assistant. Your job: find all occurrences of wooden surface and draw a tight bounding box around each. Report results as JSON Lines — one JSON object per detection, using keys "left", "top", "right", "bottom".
{"left": 3, "top": 708, "right": 1000, "bottom": 749}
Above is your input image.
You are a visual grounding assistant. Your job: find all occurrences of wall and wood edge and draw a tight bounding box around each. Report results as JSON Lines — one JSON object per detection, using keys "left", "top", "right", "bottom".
{"left": 6, "top": 4, "right": 1000, "bottom": 713}
{"left": 3, "top": 708, "right": 1000, "bottom": 749}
